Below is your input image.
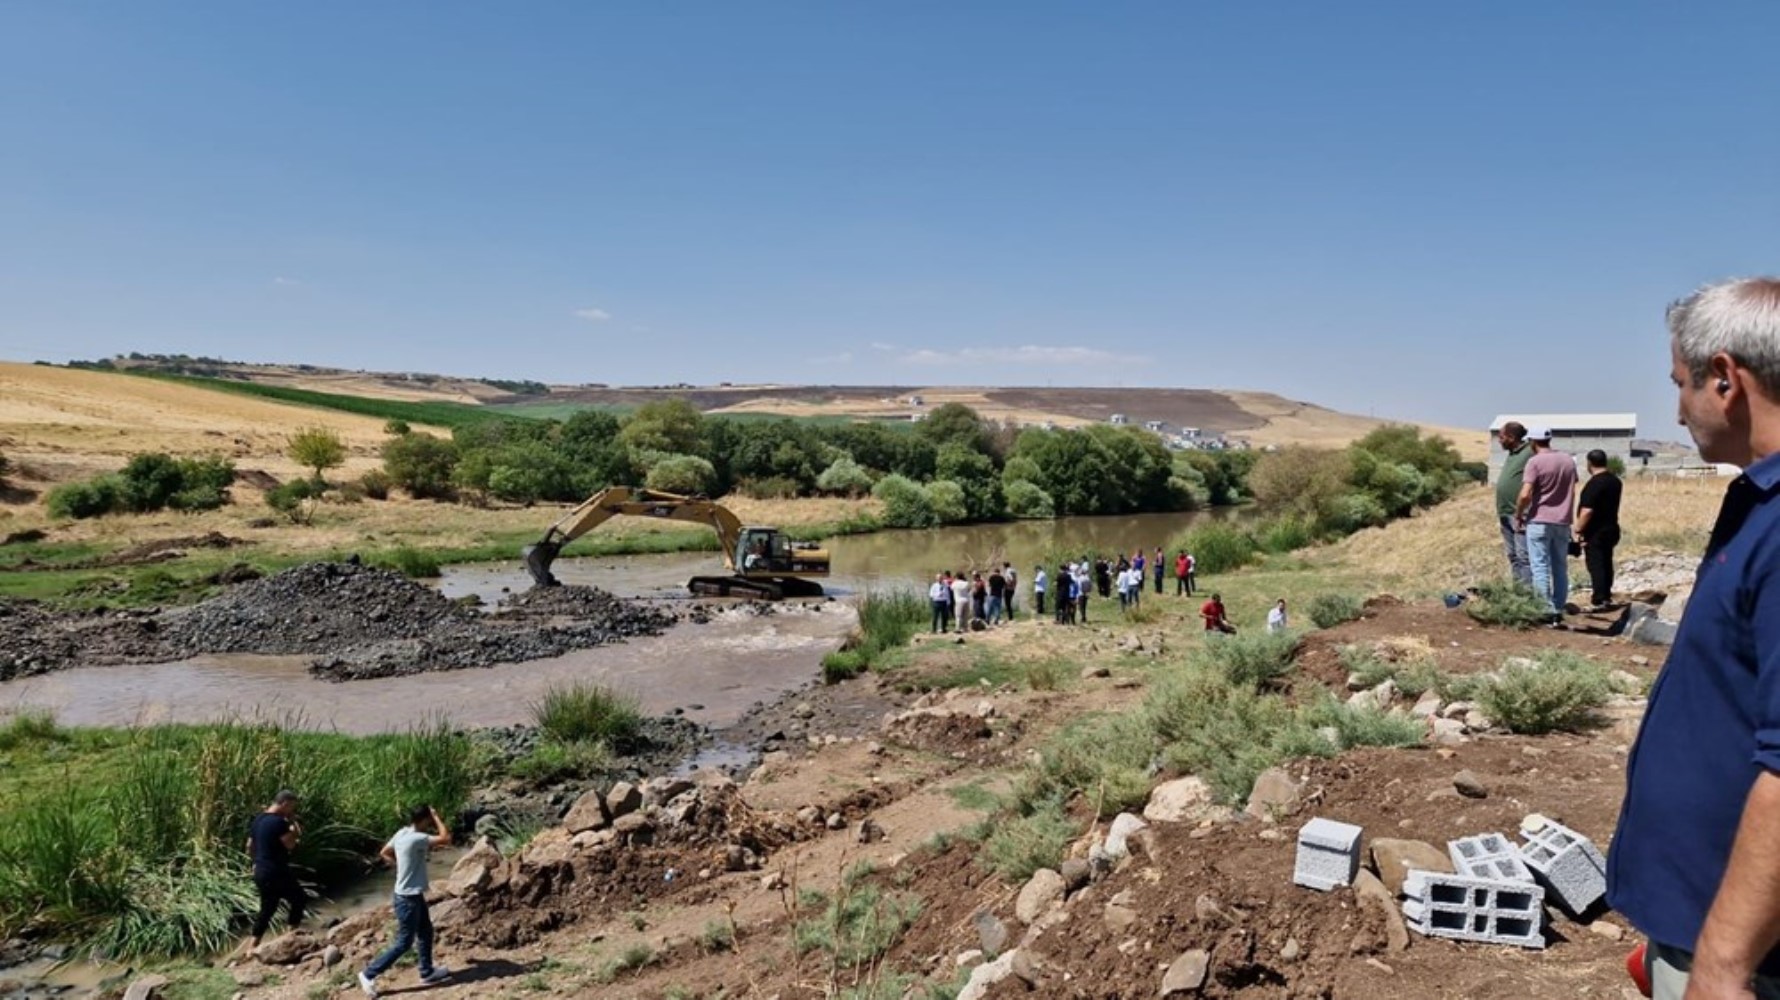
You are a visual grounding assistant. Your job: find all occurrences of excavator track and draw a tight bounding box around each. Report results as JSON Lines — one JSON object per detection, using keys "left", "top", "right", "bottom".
{"left": 687, "top": 575, "right": 826, "bottom": 601}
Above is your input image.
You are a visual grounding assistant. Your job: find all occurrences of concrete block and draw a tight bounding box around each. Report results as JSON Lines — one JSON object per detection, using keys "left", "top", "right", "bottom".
{"left": 1517, "top": 818, "right": 1607, "bottom": 917}
{"left": 1448, "top": 832, "right": 1534, "bottom": 884}
{"left": 1401, "top": 870, "right": 1546, "bottom": 949}
{"left": 1294, "top": 818, "right": 1363, "bottom": 891}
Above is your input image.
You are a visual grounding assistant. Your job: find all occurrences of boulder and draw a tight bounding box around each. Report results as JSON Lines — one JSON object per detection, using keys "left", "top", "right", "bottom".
{"left": 320, "top": 945, "right": 342, "bottom": 968}
{"left": 1103, "top": 813, "right": 1151, "bottom": 861}
{"left": 253, "top": 930, "right": 320, "bottom": 965}
{"left": 973, "top": 910, "right": 1010, "bottom": 955}
{"left": 1160, "top": 949, "right": 1210, "bottom": 995}
{"left": 1440, "top": 701, "right": 1476, "bottom": 720}
{"left": 1410, "top": 693, "right": 1443, "bottom": 719}
{"left": 562, "top": 789, "right": 611, "bottom": 834}
{"left": 1429, "top": 718, "right": 1466, "bottom": 746}
{"left": 1463, "top": 710, "right": 1494, "bottom": 732}
{"left": 613, "top": 812, "right": 656, "bottom": 845}
{"left": 644, "top": 775, "right": 696, "bottom": 807}
{"left": 1105, "top": 893, "right": 1140, "bottom": 934}
{"left": 1144, "top": 776, "right": 1215, "bottom": 824}
{"left": 1015, "top": 868, "right": 1066, "bottom": 924}
{"left": 1368, "top": 838, "right": 1451, "bottom": 896}
{"left": 447, "top": 836, "right": 506, "bottom": 896}
{"left": 123, "top": 975, "right": 171, "bottom": 1000}
{"left": 1059, "top": 858, "right": 1091, "bottom": 893}
{"left": 1352, "top": 869, "right": 1409, "bottom": 952}
{"left": 856, "top": 818, "right": 886, "bottom": 844}
{"left": 958, "top": 950, "right": 1020, "bottom": 1000}
{"left": 1244, "top": 767, "right": 1302, "bottom": 821}
{"left": 1452, "top": 770, "right": 1489, "bottom": 799}
{"left": 605, "top": 781, "right": 643, "bottom": 819}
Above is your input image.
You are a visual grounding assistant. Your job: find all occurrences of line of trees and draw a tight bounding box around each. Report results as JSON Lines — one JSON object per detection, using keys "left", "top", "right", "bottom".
{"left": 378, "top": 401, "right": 1256, "bottom": 525}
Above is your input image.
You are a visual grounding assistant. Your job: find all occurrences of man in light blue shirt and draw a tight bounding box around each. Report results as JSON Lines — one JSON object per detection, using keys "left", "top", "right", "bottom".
{"left": 359, "top": 805, "right": 454, "bottom": 997}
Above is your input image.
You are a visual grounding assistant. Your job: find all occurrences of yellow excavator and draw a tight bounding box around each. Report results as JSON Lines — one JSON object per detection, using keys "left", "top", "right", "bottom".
{"left": 523, "top": 487, "right": 830, "bottom": 600}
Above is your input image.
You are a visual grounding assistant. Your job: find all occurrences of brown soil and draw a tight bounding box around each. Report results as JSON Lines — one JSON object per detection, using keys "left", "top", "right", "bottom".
{"left": 249, "top": 598, "right": 1649, "bottom": 1000}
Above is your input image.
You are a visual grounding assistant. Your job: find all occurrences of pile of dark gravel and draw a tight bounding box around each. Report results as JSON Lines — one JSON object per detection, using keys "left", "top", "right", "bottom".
{"left": 0, "top": 563, "right": 678, "bottom": 683}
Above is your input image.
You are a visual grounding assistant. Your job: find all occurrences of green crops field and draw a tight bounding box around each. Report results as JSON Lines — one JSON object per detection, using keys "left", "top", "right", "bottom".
{"left": 128, "top": 372, "right": 529, "bottom": 428}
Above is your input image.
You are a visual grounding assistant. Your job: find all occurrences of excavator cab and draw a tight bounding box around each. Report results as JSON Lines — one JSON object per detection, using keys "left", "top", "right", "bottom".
{"left": 737, "top": 528, "right": 792, "bottom": 573}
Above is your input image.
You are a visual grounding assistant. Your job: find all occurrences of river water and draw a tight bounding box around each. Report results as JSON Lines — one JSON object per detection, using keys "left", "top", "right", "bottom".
{"left": 1, "top": 510, "right": 1212, "bottom": 734}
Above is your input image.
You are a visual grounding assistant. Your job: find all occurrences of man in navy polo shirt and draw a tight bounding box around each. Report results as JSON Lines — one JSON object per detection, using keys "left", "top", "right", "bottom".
{"left": 1609, "top": 277, "right": 1780, "bottom": 999}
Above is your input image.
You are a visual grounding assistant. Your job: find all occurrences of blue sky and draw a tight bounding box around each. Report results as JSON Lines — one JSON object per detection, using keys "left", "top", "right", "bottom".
{"left": 2, "top": 2, "right": 1775, "bottom": 437}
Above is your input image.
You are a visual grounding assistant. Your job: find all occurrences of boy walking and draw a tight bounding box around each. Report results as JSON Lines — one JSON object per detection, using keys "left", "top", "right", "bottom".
{"left": 359, "top": 805, "right": 454, "bottom": 997}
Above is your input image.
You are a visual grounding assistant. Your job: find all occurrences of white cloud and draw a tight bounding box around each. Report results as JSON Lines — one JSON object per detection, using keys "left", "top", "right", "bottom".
{"left": 272, "top": 277, "right": 301, "bottom": 286}
{"left": 899, "top": 345, "right": 1146, "bottom": 367}
{"left": 869, "top": 341, "right": 897, "bottom": 352}
{"left": 573, "top": 307, "right": 611, "bottom": 322}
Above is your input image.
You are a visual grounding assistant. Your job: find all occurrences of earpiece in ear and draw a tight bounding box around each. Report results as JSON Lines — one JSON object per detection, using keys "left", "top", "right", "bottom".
{"left": 1718, "top": 379, "right": 1733, "bottom": 394}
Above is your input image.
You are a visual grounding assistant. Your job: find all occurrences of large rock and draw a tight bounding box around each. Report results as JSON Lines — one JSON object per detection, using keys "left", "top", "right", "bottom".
{"left": 1244, "top": 767, "right": 1302, "bottom": 821}
{"left": 562, "top": 789, "right": 611, "bottom": 834}
{"left": 605, "top": 781, "right": 643, "bottom": 819}
{"left": 1015, "top": 869, "right": 1067, "bottom": 924}
{"left": 1452, "top": 770, "right": 1489, "bottom": 799}
{"left": 613, "top": 812, "right": 656, "bottom": 845}
{"left": 123, "top": 975, "right": 170, "bottom": 1000}
{"left": 253, "top": 930, "right": 320, "bottom": 965}
{"left": 1369, "top": 839, "right": 1451, "bottom": 896}
{"left": 1410, "top": 693, "right": 1443, "bottom": 719}
{"left": 973, "top": 910, "right": 1010, "bottom": 955}
{"left": 1161, "top": 949, "right": 1210, "bottom": 995}
{"left": 1144, "top": 777, "right": 1215, "bottom": 823}
{"left": 446, "top": 836, "right": 506, "bottom": 896}
{"left": 1103, "top": 813, "right": 1152, "bottom": 862}
{"left": 958, "top": 950, "right": 1021, "bottom": 1000}
{"left": 1429, "top": 718, "right": 1467, "bottom": 746}
{"left": 1352, "top": 869, "right": 1409, "bottom": 952}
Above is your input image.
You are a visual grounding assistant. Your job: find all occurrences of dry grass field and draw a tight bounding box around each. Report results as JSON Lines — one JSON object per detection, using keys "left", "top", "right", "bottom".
{"left": 1318, "top": 476, "right": 1722, "bottom": 594}
{"left": 0, "top": 362, "right": 436, "bottom": 485}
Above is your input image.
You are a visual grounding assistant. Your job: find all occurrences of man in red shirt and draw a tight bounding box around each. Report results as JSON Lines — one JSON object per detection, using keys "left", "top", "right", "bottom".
{"left": 1200, "top": 593, "right": 1235, "bottom": 634}
{"left": 1175, "top": 551, "right": 1191, "bottom": 596}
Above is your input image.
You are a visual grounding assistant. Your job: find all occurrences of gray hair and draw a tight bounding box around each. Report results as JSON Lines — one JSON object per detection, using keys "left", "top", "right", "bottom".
{"left": 1668, "top": 277, "right": 1780, "bottom": 394}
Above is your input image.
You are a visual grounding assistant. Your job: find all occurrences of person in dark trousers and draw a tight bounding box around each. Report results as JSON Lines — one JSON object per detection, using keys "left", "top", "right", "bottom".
{"left": 1154, "top": 547, "right": 1165, "bottom": 594}
{"left": 987, "top": 567, "right": 1007, "bottom": 624}
{"left": 1574, "top": 449, "right": 1623, "bottom": 611}
{"left": 359, "top": 805, "right": 454, "bottom": 997}
{"left": 1032, "top": 565, "right": 1047, "bottom": 617}
{"left": 1095, "top": 557, "right": 1111, "bottom": 599}
{"left": 1494, "top": 421, "right": 1535, "bottom": 588}
{"left": 929, "top": 573, "right": 949, "bottom": 633}
{"left": 1200, "top": 592, "right": 1236, "bottom": 634}
{"left": 1175, "top": 550, "right": 1191, "bottom": 595}
{"left": 243, "top": 790, "right": 305, "bottom": 957}
{"left": 1608, "top": 277, "right": 1780, "bottom": 998}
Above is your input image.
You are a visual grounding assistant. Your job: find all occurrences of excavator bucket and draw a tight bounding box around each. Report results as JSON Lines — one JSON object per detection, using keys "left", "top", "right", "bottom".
{"left": 523, "top": 540, "right": 562, "bottom": 588}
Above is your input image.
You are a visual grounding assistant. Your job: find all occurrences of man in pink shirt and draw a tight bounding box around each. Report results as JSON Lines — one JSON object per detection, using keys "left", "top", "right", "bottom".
{"left": 1513, "top": 426, "right": 1579, "bottom": 623}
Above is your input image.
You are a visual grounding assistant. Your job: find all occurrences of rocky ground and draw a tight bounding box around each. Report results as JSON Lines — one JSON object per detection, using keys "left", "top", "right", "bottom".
{"left": 0, "top": 563, "right": 677, "bottom": 681}
{"left": 196, "top": 593, "right": 1663, "bottom": 1000}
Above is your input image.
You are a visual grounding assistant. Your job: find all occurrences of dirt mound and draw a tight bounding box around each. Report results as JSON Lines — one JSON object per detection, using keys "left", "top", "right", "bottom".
{"left": 497, "top": 584, "right": 648, "bottom": 619}
{"left": 0, "top": 563, "right": 676, "bottom": 682}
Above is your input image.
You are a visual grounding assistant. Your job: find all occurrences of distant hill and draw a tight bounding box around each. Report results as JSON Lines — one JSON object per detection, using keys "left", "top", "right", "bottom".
{"left": 80, "top": 355, "right": 1489, "bottom": 457}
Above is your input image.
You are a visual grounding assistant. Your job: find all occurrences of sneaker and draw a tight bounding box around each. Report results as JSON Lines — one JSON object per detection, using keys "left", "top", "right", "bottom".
{"left": 421, "top": 967, "right": 452, "bottom": 985}
{"left": 358, "top": 971, "right": 378, "bottom": 998}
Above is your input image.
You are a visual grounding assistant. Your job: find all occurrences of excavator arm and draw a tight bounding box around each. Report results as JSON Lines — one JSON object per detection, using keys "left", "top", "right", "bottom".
{"left": 523, "top": 487, "right": 746, "bottom": 587}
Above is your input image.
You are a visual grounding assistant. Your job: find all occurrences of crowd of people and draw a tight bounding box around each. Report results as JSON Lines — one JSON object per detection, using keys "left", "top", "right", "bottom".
{"left": 1493, "top": 421, "right": 1624, "bottom": 626}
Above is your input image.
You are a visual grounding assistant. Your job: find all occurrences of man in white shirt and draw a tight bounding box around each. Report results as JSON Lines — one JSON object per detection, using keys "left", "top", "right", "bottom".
{"left": 359, "top": 805, "right": 454, "bottom": 997}
{"left": 1267, "top": 599, "right": 1289, "bottom": 633}
{"left": 950, "top": 572, "right": 973, "bottom": 630}
{"left": 1032, "top": 565, "right": 1047, "bottom": 617}
{"left": 928, "top": 574, "right": 949, "bottom": 633}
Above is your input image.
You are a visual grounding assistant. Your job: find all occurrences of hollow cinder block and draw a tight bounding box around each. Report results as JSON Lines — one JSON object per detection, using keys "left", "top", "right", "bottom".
{"left": 1294, "top": 817, "right": 1363, "bottom": 892}
{"left": 1402, "top": 870, "right": 1546, "bottom": 949}
{"left": 1448, "top": 832, "right": 1534, "bottom": 884}
{"left": 1518, "top": 819, "right": 1606, "bottom": 917}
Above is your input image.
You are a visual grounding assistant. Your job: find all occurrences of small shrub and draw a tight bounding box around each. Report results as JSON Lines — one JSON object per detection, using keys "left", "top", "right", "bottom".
{"left": 593, "top": 944, "right": 656, "bottom": 983}
{"left": 1003, "top": 480, "right": 1055, "bottom": 519}
{"left": 1198, "top": 630, "right": 1299, "bottom": 691}
{"left": 384, "top": 419, "right": 411, "bottom": 436}
{"left": 699, "top": 918, "right": 735, "bottom": 952}
{"left": 1306, "top": 593, "right": 1364, "bottom": 629}
{"left": 359, "top": 469, "right": 393, "bottom": 500}
{"left": 1026, "top": 714, "right": 1153, "bottom": 817}
{"left": 644, "top": 453, "right": 717, "bottom": 495}
{"left": 827, "top": 588, "right": 925, "bottom": 680}
{"left": 266, "top": 479, "right": 320, "bottom": 524}
{"left": 287, "top": 427, "right": 347, "bottom": 483}
{"left": 793, "top": 882, "right": 923, "bottom": 967}
{"left": 46, "top": 476, "right": 124, "bottom": 519}
{"left": 1123, "top": 602, "right": 1162, "bottom": 624}
{"left": 822, "top": 649, "right": 867, "bottom": 684}
{"left": 530, "top": 682, "right": 642, "bottom": 748}
{"left": 1479, "top": 651, "right": 1611, "bottom": 734}
{"left": 736, "top": 475, "right": 803, "bottom": 500}
{"left": 369, "top": 546, "right": 440, "bottom": 579}
{"left": 1146, "top": 668, "right": 1300, "bottom": 804}
{"left": 983, "top": 799, "right": 1076, "bottom": 881}
{"left": 1024, "top": 659, "right": 1067, "bottom": 692}
{"left": 1465, "top": 579, "right": 1551, "bottom": 629}
{"left": 1255, "top": 516, "right": 1314, "bottom": 554}
{"left": 509, "top": 739, "right": 614, "bottom": 785}
{"left": 1300, "top": 695, "right": 1425, "bottom": 749}
{"left": 923, "top": 480, "right": 968, "bottom": 524}
{"left": 871, "top": 474, "right": 935, "bottom": 528}
{"left": 816, "top": 457, "right": 874, "bottom": 498}
{"left": 0, "top": 710, "right": 63, "bottom": 751}
{"left": 1168, "top": 522, "right": 1256, "bottom": 575}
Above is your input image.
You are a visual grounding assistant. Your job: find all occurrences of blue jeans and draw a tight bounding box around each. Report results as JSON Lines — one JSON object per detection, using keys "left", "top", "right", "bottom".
{"left": 1498, "top": 515, "right": 1533, "bottom": 587}
{"left": 365, "top": 893, "right": 435, "bottom": 980}
{"left": 1526, "top": 521, "right": 1571, "bottom": 615}
{"left": 986, "top": 595, "right": 1003, "bottom": 624}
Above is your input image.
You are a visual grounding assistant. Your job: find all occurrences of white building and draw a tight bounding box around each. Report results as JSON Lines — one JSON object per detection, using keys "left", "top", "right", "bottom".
{"left": 1109, "top": 413, "right": 1129, "bottom": 426}
{"left": 1487, "top": 413, "right": 1636, "bottom": 483}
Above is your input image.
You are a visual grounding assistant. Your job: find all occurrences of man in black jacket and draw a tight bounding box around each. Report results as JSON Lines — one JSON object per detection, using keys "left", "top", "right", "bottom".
{"left": 1575, "top": 449, "right": 1623, "bottom": 611}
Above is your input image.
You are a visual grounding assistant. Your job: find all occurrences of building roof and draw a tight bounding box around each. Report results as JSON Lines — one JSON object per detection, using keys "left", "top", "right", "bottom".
{"left": 1488, "top": 413, "right": 1637, "bottom": 432}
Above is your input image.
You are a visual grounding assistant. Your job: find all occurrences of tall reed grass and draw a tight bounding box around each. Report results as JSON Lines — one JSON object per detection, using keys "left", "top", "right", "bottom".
{"left": 823, "top": 588, "right": 926, "bottom": 682}
{"left": 0, "top": 715, "right": 472, "bottom": 959}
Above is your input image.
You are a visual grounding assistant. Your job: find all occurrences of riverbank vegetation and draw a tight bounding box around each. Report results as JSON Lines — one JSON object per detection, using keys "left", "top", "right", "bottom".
{"left": 0, "top": 714, "right": 472, "bottom": 959}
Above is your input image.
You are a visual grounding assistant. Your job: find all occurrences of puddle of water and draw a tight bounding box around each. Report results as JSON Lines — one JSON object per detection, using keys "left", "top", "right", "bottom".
{"left": 2, "top": 605, "right": 856, "bottom": 734}
{"left": 0, "top": 955, "right": 117, "bottom": 997}
{"left": 312, "top": 847, "right": 464, "bottom": 922}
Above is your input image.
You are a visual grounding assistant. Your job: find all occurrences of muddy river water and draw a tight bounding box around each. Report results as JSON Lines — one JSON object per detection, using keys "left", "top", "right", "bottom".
{"left": 1, "top": 511, "right": 1211, "bottom": 734}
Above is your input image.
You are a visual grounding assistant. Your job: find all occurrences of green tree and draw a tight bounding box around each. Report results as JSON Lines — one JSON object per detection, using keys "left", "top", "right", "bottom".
{"left": 1004, "top": 480, "right": 1055, "bottom": 519}
{"left": 924, "top": 480, "right": 969, "bottom": 523}
{"left": 645, "top": 453, "right": 718, "bottom": 495}
{"left": 383, "top": 419, "right": 411, "bottom": 436}
{"left": 916, "top": 402, "right": 992, "bottom": 456}
{"left": 871, "top": 474, "right": 936, "bottom": 528}
{"left": 619, "top": 399, "right": 705, "bottom": 456}
{"left": 935, "top": 444, "right": 1003, "bottom": 521}
{"left": 287, "top": 427, "right": 347, "bottom": 483}
{"left": 381, "top": 432, "right": 459, "bottom": 499}
{"left": 816, "top": 456, "right": 874, "bottom": 497}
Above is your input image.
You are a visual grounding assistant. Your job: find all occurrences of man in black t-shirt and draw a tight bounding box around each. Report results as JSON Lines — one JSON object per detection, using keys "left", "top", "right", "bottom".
{"left": 1575, "top": 449, "right": 1624, "bottom": 610}
{"left": 242, "top": 789, "right": 306, "bottom": 955}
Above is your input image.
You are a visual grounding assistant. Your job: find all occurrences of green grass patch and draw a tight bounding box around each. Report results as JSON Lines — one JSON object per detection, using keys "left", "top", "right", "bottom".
{"left": 529, "top": 682, "right": 642, "bottom": 748}
{"left": 982, "top": 799, "right": 1077, "bottom": 881}
{"left": 129, "top": 372, "right": 520, "bottom": 429}
{"left": 1465, "top": 579, "right": 1552, "bottom": 629}
{"left": 1305, "top": 593, "right": 1365, "bottom": 629}
{"left": 794, "top": 882, "right": 924, "bottom": 969}
{"left": 1197, "top": 629, "right": 1299, "bottom": 691}
{"left": 1478, "top": 650, "right": 1612, "bottom": 734}
{"left": 1167, "top": 521, "right": 1257, "bottom": 574}
{"left": 826, "top": 588, "right": 925, "bottom": 683}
